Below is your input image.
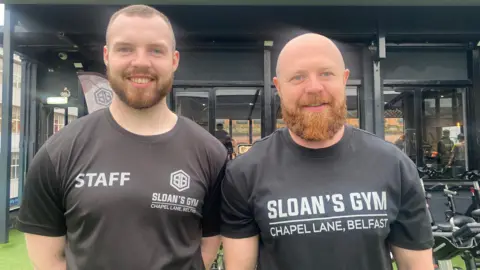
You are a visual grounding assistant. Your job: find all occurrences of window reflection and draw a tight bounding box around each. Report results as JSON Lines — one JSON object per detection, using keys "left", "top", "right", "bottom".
{"left": 423, "top": 89, "right": 466, "bottom": 176}
{"left": 384, "top": 87, "right": 467, "bottom": 178}
{"left": 175, "top": 89, "right": 209, "bottom": 131}
{"left": 215, "top": 88, "right": 261, "bottom": 158}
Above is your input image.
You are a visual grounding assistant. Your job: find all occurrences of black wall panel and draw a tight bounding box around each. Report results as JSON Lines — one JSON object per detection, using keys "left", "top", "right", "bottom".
{"left": 382, "top": 51, "right": 468, "bottom": 80}
{"left": 175, "top": 50, "right": 264, "bottom": 81}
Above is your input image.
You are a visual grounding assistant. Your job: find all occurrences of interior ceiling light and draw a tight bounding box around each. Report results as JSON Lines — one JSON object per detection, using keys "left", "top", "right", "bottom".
{"left": 46, "top": 96, "right": 68, "bottom": 105}
{"left": 73, "top": 62, "right": 83, "bottom": 68}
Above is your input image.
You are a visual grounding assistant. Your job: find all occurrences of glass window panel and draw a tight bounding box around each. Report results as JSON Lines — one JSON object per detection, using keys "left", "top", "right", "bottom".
{"left": 175, "top": 88, "right": 209, "bottom": 131}
{"left": 215, "top": 88, "right": 261, "bottom": 157}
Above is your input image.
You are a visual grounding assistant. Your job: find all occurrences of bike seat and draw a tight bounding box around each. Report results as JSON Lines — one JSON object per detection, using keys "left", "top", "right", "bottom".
{"left": 431, "top": 225, "right": 438, "bottom": 231}
{"left": 472, "top": 209, "right": 480, "bottom": 219}
{"left": 437, "top": 223, "right": 453, "bottom": 232}
{"left": 452, "top": 223, "right": 480, "bottom": 243}
{"left": 451, "top": 215, "right": 476, "bottom": 228}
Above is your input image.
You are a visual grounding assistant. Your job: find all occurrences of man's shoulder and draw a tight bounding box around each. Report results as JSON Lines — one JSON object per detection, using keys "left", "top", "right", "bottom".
{"left": 350, "top": 126, "right": 412, "bottom": 164}
{"left": 227, "top": 129, "right": 282, "bottom": 172}
{"left": 179, "top": 116, "right": 227, "bottom": 158}
{"left": 44, "top": 109, "right": 106, "bottom": 156}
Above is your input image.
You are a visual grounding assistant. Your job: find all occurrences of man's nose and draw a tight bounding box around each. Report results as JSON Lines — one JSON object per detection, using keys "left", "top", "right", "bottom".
{"left": 131, "top": 50, "right": 152, "bottom": 67}
{"left": 304, "top": 75, "right": 325, "bottom": 93}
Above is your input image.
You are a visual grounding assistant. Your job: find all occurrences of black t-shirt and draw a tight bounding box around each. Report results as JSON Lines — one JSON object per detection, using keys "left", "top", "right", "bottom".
{"left": 220, "top": 125, "right": 433, "bottom": 270}
{"left": 17, "top": 108, "right": 227, "bottom": 270}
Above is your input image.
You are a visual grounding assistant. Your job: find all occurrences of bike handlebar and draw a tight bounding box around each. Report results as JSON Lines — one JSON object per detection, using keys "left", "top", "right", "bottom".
{"left": 459, "top": 170, "right": 480, "bottom": 180}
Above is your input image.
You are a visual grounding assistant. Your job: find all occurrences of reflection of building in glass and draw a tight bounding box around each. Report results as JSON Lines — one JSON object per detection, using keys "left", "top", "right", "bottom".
{"left": 0, "top": 50, "right": 79, "bottom": 209}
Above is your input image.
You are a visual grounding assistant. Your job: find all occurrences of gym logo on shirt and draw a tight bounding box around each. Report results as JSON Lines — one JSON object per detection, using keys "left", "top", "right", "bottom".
{"left": 170, "top": 170, "right": 190, "bottom": 192}
{"left": 150, "top": 170, "right": 199, "bottom": 214}
{"left": 266, "top": 191, "right": 389, "bottom": 237}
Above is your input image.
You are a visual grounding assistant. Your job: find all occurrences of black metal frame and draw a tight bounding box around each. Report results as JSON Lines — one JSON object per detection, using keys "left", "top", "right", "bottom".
{"left": 0, "top": 4, "right": 14, "bottom": 243}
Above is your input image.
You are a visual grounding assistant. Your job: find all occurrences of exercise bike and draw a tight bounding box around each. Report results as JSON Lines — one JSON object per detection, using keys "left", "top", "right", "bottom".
{"left": 442, "top": 170, "right": 480, "bottom": 221}
{"left": 432, "top": 212, "right": 480, "bottom": 270}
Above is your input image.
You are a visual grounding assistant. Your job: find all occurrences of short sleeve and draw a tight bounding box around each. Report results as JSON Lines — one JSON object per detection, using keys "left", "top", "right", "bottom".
{"left": 16, "top": 145, "right": 67, "bottom": 237}
{"left": 220, "top": 163, "right": 259, "bottom": 239}
{"left": 201, "top": 159, "right": 227, "bottom": 237}
{"left": 387, "top": 156, "right": 434, "bottom": 250}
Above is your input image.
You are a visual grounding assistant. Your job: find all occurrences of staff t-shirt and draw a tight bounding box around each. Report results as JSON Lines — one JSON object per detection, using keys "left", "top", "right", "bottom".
{"left": 17, "top": 108, "right": 227, "bottom": 270}
{"left": 220, "top": 125, "right": 434, "bottom": 270}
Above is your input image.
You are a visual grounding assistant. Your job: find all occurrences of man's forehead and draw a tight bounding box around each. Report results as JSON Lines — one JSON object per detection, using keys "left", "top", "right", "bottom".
{"left": 107, "top": 14, "right": 173, "bottom": 43}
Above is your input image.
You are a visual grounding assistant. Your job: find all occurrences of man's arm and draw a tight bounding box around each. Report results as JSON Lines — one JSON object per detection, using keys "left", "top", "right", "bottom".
{"left": 16, "top": 146, "right": 67, "bottom": 270}
{"left": 220, "top": 164, "right": 259, "bottom": 270}
{"left": 222, "top": 235, "right": 258, "bottom": 270}
{"left": 388, "top": 155, "right": 434, "bottom": 270}
{"left": 201, "top": 147, "right": 228, "bottom": 269}
{"left": 391, "top": 246, "right": 433, "bottom": 270}
{"left": 201, "top": 236, "right": 221, "bottom": 269}
{"left": 25, "top": 234, "right": 66, "bottom": 270}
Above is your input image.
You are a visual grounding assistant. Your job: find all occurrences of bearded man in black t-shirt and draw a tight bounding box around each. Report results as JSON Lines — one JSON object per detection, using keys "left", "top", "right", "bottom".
{"left": 17, "top": 5, "right": 227, "bottom": 270}
{"left": 220, "top": 33, "right": 434, "bottom": 270}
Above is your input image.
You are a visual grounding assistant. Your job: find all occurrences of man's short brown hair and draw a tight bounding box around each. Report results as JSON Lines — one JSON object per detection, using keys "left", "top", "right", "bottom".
{"left": 106, "top": 4, "right": 176, "bottom": 50}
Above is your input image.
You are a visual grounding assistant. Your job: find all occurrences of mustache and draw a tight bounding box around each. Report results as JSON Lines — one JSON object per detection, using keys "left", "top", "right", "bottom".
{"left": 297, "top": 94, "right": 332, "bottom": 106}
{"left": 123, "top": 67, "right": 158, "bottom": 79}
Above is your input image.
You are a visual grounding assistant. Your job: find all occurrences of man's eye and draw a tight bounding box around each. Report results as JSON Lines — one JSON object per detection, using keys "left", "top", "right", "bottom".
{"left": 292, "top": 75, "right": 304, "bottom": 81}
{"left": 118, "top": 47, "right": 132, "bottom": 52}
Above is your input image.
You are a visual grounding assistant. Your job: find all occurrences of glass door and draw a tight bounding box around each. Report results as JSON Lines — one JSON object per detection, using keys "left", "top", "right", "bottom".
{"left": 215, "top": 88, "right": 261, "bottom": 157}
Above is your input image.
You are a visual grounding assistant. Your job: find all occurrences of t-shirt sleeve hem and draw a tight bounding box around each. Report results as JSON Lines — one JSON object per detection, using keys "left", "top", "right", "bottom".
{"left": 202, "top": 230, "right": 220, "bottom": 237}
{"left": 389, "top": 239, "right": 434, "bottom": 251}
{"left": 220, "top": 229, "right": 259, "bottom": 239}
{"left": 16, "top": 219, "right": 66, "bottom": 237}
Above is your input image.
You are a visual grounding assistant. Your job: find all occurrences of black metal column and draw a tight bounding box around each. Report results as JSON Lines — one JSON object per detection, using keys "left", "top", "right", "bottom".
{"left": 414, "top": 90, "right": 424, "bottom": 167}
{"left": 373, "top": 60, "right": 384, "bottom": 138}
{"left": 27, "top": 63, "right": 37, "bottom": 167}
{"left": 64, "top": 107, "right": 69, "bottom": 126}
{"left": 360, "top": 47, "right": 374, "bottom": 133}
{"left": 208, "top": 89, "right": 216, "bottom": 135}
{"left": 372, "top": 28, "right": 386, "bottom": 138}
{"left": 262, "top": 47, "right": 273, "bottom": 137}
{"left": 248, "top": 119, "right": 253, "bottom": 144}
{"left": 228, "top": 119, "right": 233, "bottom": 136}
{"left": 18, "top": 60, "right": 31, "bottom": 207}
{"left": 0, "top": 4, "right": 15, "bottom": 243}
{"left": 466, "top": 48, "right": 480, "bottom": 170}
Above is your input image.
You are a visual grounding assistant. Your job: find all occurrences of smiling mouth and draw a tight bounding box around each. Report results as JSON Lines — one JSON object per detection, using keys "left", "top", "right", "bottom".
{"left": 304, "top": 103, "right": 328, "bottom": 107}
{"left": 127, "top": 76, "right": 154, "bottom": 84}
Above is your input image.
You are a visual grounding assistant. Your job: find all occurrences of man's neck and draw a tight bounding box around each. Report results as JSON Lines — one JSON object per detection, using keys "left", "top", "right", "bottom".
{"left": 109, "top": 96, "right": 178, "bottom": 136}
{"left": 289, "top": 125, "right": 345, "bottom": 149}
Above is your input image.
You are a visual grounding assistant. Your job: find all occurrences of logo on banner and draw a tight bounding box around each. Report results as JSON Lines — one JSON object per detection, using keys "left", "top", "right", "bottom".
{"left": 94, "top": 88, "right": 113, "bottom": 106}
{"left": 170, "top": 170, "right": 190, "bottom": 192}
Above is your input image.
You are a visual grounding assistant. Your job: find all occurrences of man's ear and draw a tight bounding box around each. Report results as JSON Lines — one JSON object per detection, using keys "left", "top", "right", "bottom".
{"left": 103, "top": 45, "right": 109, "bottom": 66}
{"left": 273, "top": 77, "right": 281, "bottom": 97}
{"left": 343, "top": 69, "right": 350, "bottom": 84}
{"left": 172, "top": 50, "right": 180, "bottom": 72}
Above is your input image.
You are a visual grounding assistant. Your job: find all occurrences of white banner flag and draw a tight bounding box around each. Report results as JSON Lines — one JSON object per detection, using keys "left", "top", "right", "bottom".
{"left": 77, "top": 72, "right": 114, "bottom": 113}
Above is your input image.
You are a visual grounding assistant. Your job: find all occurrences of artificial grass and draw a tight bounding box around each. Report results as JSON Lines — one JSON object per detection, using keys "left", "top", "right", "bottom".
{"left": 0, "top": 230, "right": 34, "bottom": 270}
{"left": 0, "top": 229, "right": 471, "bottom": 270}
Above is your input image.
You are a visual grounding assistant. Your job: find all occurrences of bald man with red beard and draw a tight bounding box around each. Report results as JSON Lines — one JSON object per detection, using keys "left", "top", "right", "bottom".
{"left": 219, "top": 33, "right": 434, "bottom": 270}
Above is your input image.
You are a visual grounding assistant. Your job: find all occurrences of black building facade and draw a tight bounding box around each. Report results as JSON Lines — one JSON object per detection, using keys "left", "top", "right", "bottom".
{"left": 1, "top": 3, "right": 480, "bottom": 242}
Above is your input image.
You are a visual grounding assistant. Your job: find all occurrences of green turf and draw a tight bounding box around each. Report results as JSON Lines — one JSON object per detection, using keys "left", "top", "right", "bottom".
{"left": 0, "top": 229, "right": 473, "bottom": 270}
{"left": 0, "top": 230, "right": 34, "bottom": 270}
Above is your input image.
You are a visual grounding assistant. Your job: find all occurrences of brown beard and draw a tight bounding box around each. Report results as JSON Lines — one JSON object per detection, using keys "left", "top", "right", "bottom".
{"left": 107, "top": 66, "right": 173, "bottom": 110}
{"left": 281, "top": 93, "right": 346, "bottom": 141}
